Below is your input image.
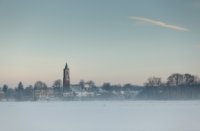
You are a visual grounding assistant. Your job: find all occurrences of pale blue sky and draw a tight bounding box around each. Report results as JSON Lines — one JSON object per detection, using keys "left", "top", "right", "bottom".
{"left": 0, "top": 0, "right": 200, "bottom": 87}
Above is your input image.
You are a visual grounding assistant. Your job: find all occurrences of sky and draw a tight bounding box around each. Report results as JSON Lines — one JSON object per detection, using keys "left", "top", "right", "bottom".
{"left": 0, "top": 0, "right": 200, "bottom": 87}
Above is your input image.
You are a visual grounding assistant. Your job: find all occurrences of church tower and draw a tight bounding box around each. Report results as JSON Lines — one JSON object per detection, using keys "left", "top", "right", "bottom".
{"left": 63, "top": 62, "right": 70, "bottom": 92}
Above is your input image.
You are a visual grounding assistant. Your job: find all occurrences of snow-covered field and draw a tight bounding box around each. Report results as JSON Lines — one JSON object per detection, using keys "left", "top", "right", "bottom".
{"left": 0, "top": 101, "right": 200, "bottom": 131}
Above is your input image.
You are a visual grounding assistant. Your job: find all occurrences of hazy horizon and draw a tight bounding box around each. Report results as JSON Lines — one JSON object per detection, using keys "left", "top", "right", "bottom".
{"left": 0, "top": 0, "right": 200, "bottom": 87}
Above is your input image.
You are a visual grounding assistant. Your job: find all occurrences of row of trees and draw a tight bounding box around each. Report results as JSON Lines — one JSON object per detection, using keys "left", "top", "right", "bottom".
{"left": 140, "top": 73, "right": 200, "bottom": 99}
{"left": 145, "top": 73, "right": 199, "bottom": 87}
{"left": 1, "top": 80, "right": 62, "bottom": 101}
{"left": 0, "top": 73, "right": 200, "bottom": 101}
{"left": 0, "top": 79, "right": 142, "bottom": 101}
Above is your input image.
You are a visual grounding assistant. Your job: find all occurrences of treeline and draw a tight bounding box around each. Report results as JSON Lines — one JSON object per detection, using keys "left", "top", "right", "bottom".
{"left": 139, "top": 73, "right": 200, "bottom": 100}
{"left": 0, "top": 80, "right": 142, "bottom": 101}
{"left": 0, "top": 73, "right": 200, "bottom": 101}
{"left": 0, "top": 81, "right": 60, "bottom": 101}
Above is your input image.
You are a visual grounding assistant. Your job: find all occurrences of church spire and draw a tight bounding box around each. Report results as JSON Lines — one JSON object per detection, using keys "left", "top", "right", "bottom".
{"left": 63, "top": 62, "right": 70, "bottom": 92}
{"left": 65, "top": 62, "right": 68, "bottom": 69}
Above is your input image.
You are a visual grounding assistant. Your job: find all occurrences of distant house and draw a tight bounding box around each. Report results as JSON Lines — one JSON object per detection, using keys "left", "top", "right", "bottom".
{"left": 34, "top": 88, "right": 54, "bottom": 100}
{"left": 70, "top": 84, "right": 95, "bottom": 97}
{"left": 71, "top": 84, "right": 82, "bottom": 92}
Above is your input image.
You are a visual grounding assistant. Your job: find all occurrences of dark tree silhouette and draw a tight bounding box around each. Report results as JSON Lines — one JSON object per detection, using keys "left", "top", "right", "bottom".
{"left": 79, "top": 80, "right": 85, "bottom": 90}
{"left": 102, "top": 83, "right": 112, "bottom": 92}
{"left": 183, "top": 73, "right": 195, "bottom": 85}
{"left": 2, "top": 84, "right": 8, "bottom": 94}
{"left": 167, "top": 73, "right": 184, "bottom": 86}
{"left": 2, "top": 84, "right": 8, "bottom": 100}
{"left": 52, "top": 79, "right": 62, "bottom": 96}
{"left": 34, "top": 81, "right": 47, "bottom": 90}
{"left": 24, "top": 85, "right": 34, "bottom": 100}
{"left": 15, "top": 82, "right": 24, "bottom": 101}
{"left": 145, "top": 77, "right": 162, "bottom": 87}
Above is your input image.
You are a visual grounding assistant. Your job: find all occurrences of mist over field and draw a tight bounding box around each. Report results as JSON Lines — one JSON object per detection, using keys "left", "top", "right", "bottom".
{"left": 0, "top": 101, "right": 200, "bottom": 131}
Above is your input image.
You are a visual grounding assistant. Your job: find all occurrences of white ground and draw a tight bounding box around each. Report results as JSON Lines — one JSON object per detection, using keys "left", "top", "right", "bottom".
{"left": 0, "top": 101, "right": 200, "bottom": 131}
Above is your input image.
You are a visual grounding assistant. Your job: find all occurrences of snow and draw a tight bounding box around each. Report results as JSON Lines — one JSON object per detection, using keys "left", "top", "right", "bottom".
{"left": 0, "top": 101, "right": 200, "bottom": 131}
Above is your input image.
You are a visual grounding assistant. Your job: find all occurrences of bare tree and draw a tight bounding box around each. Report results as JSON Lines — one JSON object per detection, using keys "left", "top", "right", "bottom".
{"left": 102, "top": 83, "right": 112, "bottom": 91}
{"left": 85, "top": 80, "right": 97, "bottom": 92}
{"left": 34, "top": 81, "right": 47, "bottom": 90}
{"left": 79, "top": 80, "right": 85, "bottom": 90}
{"left": 2, "top": 84, "right": 8, "bottom": 94}
{"left": 145, "top": 77, "right": 162, "bottom": 87}
{"left": 167, "top": 73, "right": 184, "bottom": 86}
{"left": 52, "top": 79, "right": 62, "bottom": 96}
{"left": 183, "top": 73, "right": 195, "bottom": 85}
{"left": 86, "top": 80, "right": 95, "bottom": 88}
{"left": 53, "top": 79, "right": 62, "bottom": 89}
{"left": 2, "top": 84, "right": 8, "bottom": 100}
{"left": 24, "top": 85, "right": 34, "bottom": 100}
{"left": 15, "top": 81, "right": 24, "bottom": 100}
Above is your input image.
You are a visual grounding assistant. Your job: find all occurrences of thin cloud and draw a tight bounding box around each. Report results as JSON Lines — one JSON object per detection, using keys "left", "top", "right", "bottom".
{"left": 129, "top": 16, "right": 189, "bottom": 32}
